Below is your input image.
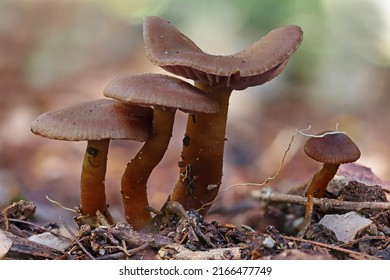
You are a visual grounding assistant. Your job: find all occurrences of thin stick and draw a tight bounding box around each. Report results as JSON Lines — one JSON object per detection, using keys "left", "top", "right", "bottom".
{"left": 283, "top": 235, "right": 380, "bottom": 260}
{"left": 46, "top": 196, "right": 76, "bottom": 213}
{"left": 59, "top": 216, "right": 95, "bottom": 260}
{"left": 341, "top": 235, "right": 387, "bottom": 248}
{"left": 7, "top": 218, "right": 48, "bottom": 232}
{"left": 253, "top": 190, "right": 390, "bottom": 212}
{"left": 99, "top": 243, "right": 149, "bottom": 260}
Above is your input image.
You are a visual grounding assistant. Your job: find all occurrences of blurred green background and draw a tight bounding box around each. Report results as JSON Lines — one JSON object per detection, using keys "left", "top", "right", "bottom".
{"left": 1, "top": 0, "right": 390, "bottom": 228}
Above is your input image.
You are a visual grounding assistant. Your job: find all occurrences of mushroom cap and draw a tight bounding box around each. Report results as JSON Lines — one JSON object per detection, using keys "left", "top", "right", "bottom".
{"left": 31, "top": 99, "right": 153, "bottom": 141}
{"left": 304, "top": 132, "right": 361, "bottom": 164}
{"left": 143, "top": 16, "right": 303, "bottom": 90}
{"left": 103, "top": 73, "right": 219, "bottom": 113}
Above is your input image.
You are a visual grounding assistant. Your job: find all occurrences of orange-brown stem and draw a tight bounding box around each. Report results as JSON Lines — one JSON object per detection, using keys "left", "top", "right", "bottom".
{"left": 171, "top": 83, "right": 232, "bottom": 214}
{"left": 306, "top": 163, "right": 340, "bottom": 198}
{"left": 122, "top": 109, "right": 175, "bottom": 230}
{"left": 80, "top": 139, "right": 112, "bottom": 222}
{"left": 297, "top": 194, "right": 314, "bottom": 237}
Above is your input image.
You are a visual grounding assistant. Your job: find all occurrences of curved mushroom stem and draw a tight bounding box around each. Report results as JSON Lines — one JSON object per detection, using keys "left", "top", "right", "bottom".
{"left": 306, "top": 163, "right": 340, "bottom": 198}
{"left": 171, "top": 83, "right": 232, "bottom": 214}
{"left": 121, "top": 108, "right": 175, "bottom": 230}
{"left": 80, "top": 139, "right": 113, "bottom": 223}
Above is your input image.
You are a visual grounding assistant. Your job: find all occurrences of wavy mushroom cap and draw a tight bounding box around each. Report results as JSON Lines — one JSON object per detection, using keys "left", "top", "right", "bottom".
{"left": 304, "top": 132, "right": 361, "bottom": 165}
{"left": 31, "top": 99, "right": 153, "bottom": 141}
{"left": 143, "top": 16, "right": 303, "bottom": 90}
{"left": 103, "top": 73, "right": 219, "bottom": 113}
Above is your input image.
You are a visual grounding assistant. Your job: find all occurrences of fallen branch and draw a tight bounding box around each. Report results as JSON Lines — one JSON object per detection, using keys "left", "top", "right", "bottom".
{"left": 253, "top": 188, "right": 390, "bottom": 212}
{"left": 109, "top": 223, "right": 173, "bottom": 248}
{"left": 1, "top": 229, "right": 63, "bottom": 260}
{"left": 96, "top": 243, "right": 149, "bottom": 260}
{"left": 283, "top": 235, "right": 381, "bottom": 260}
{"left": 158, "top": 244, "right": 242, "bottom": 260}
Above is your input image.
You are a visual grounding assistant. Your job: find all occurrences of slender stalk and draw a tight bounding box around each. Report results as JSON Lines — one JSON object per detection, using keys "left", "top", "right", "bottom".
{"left": 122, "top": 109, "right": 175, "bottom": 230}
{"left": 80, "top": 139, "right": 112, "bottom": 222}
{"left": 307, "top": 163, "right": 340, "bottom": 198}
{"left": 171, "top": 83, "right": 232, "bottom": 213}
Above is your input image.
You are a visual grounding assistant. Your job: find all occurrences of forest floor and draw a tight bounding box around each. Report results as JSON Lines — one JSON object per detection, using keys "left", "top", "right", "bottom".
{"left": 1, "top": 163, "right": 389, "bottom": 260}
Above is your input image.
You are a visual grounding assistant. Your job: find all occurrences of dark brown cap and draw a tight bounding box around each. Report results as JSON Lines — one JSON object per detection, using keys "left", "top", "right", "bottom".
{"left": 304, "top": 132, "right": 361, "bottom": 164}
{"left": 143, "top": 16, "right": 303, "bottom": 90}
{"left": 31, "top": 99, "right": 153, "bottom": 141}
{"left": 103, "top": 73, "right": 219, "bottom": 113}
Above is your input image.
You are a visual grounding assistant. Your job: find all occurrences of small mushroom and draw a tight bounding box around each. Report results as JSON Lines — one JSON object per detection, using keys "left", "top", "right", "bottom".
{"left": 143, "top": 16, "right": 303, "bottom": 213}
{"left": 31, "top": 99, "right": 153, "bottom": 223}
{"left": 104, "top": 73, "right": 219, "bottom": 229}
{"left": 304, "top": 131, "right": 361, "bottom": 198}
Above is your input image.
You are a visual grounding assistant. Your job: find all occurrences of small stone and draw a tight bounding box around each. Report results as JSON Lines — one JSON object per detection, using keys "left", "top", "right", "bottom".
{"left": 382, "top": 225, "right": 390, "bottom": 235}
{"left": 0, "top": 230, "right": 12, "bottom": 259}
{"left": 319, "top": 211, "right": 372, "bottom": 243}
{"left": 326, "top": 175, "right": 349, "bottom": 197}
{"left": 262, "top": 236, "right": 276, "bottom": 249}
{"left": 28, "top": 232, "right": 71, "bottom": 252}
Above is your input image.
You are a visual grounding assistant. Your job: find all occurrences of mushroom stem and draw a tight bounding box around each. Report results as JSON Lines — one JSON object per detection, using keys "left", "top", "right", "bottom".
{"left": 121, "top": 109, "right": 175, "bottom": 230}
{"left": 80, "top": 139, "right": 112, "bottom": 222}
{"left": 171, "top": 83, "right": 232, "bottom": 213}
{"left": 306, "top": 163, "right": 340, "bottom": 198}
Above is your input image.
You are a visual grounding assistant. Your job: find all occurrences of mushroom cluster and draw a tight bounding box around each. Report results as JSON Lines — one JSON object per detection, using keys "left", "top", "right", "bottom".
{"left": 143, "top": 16, "right": 303, "bottom": 214}
{"left": 31, "top": 16, "right": 303, "bottom": 229}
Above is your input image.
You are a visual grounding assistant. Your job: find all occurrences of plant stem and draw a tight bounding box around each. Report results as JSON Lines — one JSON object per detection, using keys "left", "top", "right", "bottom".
{"left": 307, "top": 163, "right": 340, "bottom": 198}
{"left": 122, "top": 109, "right": 175, "bottom": 229}
{"left": 171, "top": 83, "right": 232, "bottom": 213}
{"left": 80, "top": 139, "right": 112, "bottom": 222}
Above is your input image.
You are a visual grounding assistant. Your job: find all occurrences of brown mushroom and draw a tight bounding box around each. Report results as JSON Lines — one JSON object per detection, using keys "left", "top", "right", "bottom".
{"left": 143, "top": 16, "right": 303, "bottom": 213}
{"left": 304, "top": 131, "right": 361, "bottom": 198}
{"left": 30, "top": 99, "right": 153, "bottom": 223}
{"left": 103, "top": 73, "right": 219, "bottom": 229}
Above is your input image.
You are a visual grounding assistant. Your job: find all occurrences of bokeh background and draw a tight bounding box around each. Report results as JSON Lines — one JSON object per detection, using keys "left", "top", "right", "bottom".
{"left": 1, "top": 0, "right": 390, "bottom": 230}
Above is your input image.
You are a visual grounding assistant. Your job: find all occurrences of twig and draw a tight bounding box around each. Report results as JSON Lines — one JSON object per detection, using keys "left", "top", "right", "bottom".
{"left": 2, "top": 229, "right": 62, "bottom": 260}
{"left": 253, "top": 189, "right": 390, "bottom": 212}
{"left": 96, "top": 243, "right": 149, "bottom": 260}
{"left": 96, "top": 210, "right": 111, "bottom": 227}
{"left": 46, "top": 196, "right": 76, "bottom": 213}
{"left": 8, "top": 218, "right": 48, "bottom": 232}
{"left": 59, "top": 216, "right": 95, "bottom": 260}
{"left": 159, "top": 244, "right": 243, "bottom": 260}
{"left": 110, "top": 223, "right": 173, "bottom": 248}
{"left": 282, "top": 235, "right": 380, "bottom": 260}
{"left": 341, "top": 235, "right": 388, "bottom": 248}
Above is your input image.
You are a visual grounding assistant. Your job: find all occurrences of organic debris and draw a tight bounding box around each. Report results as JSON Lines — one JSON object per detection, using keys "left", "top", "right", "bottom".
{"left": 253, "top": 166, "right": 390, "bottom": 259}
{"left": 2, "top": 189, "right": 388, "bottom": 260}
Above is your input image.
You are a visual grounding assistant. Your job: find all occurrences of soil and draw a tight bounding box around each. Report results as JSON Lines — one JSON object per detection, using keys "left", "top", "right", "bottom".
{"left": 1, "top": 170, "right": 389, "bottom": 260}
